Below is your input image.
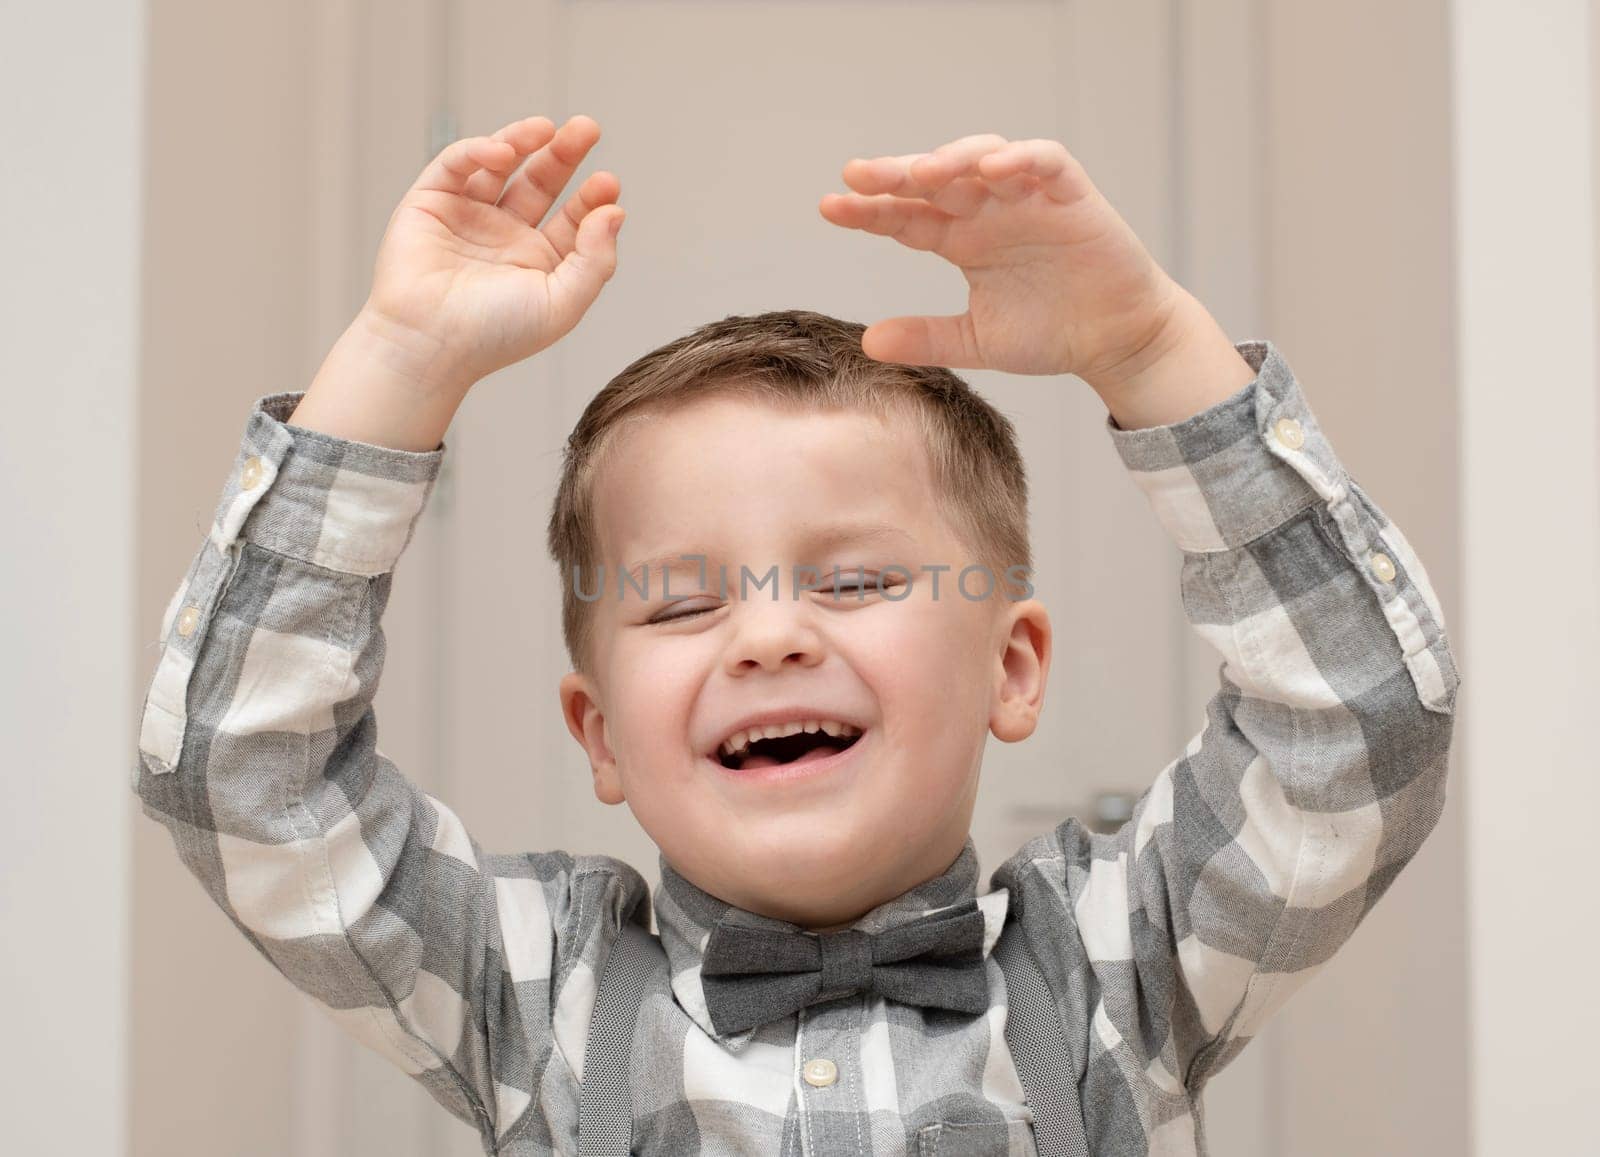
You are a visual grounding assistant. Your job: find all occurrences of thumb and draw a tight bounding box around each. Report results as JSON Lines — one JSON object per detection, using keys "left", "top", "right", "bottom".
{"left": 861, "top": 313, "right": 981, "bottom": 368}
{"left": 546, "top": 206, "right": 625, "bottom": 322}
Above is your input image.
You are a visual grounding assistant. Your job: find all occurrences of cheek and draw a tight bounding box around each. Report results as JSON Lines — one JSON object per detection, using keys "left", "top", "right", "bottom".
{"left": 844, "top": 601, "right": 992, "bottom": 727}
{"left": 853, "top": 595, "right": 988, "bottom": 671}
{"left": 603, "top": 638, "right": 704, "bottom": 762}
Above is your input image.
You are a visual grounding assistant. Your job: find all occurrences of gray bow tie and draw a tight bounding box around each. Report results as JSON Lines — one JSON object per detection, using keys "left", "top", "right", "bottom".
{"left": 699, "top": 899, "right": 991, "bottom": 1036}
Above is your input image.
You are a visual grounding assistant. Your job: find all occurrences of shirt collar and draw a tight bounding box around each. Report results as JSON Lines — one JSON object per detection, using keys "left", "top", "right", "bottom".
{"left": 650, "top": 836, "right": 1010, "bottom": 1048}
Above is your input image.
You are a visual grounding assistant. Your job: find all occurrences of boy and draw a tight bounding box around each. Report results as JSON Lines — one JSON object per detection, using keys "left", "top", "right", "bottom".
{"left": 134, "top": 114, "right": 1459, "bottom": 1155}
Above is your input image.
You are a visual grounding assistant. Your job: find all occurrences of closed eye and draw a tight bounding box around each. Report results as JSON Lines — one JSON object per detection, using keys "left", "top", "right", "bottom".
{"left": 649, "top": 601, "right": 720, "bottom": 624}
{"left": 819, "top": 574, "right": 906, "bottom": 599}
{"left": 647, "top": 575, "right": 907, "bottom": 623}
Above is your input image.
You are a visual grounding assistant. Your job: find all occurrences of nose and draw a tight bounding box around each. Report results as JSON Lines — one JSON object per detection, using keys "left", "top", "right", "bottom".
{"left": 724, "top": 597, "right": 826, "bottom": 676}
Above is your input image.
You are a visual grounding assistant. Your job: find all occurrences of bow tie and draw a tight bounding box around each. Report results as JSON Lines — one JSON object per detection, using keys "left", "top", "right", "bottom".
{"left": 698, "top": 898, "right": 991, "bottom": 1036}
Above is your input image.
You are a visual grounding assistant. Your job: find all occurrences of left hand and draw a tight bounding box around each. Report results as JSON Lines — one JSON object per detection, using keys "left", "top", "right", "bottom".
{"left": 819, "top": 133, "right": 1186, "bottom": 386}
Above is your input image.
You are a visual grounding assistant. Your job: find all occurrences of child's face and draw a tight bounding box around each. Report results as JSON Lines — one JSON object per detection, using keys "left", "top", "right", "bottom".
{"left": 559, "top": 393, "right": 1051, "bottom": 929}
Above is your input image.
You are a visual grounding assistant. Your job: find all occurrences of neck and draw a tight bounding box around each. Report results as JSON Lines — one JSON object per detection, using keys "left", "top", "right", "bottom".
{"left": 659, "top": 837, "right": 978, "bottom": 933}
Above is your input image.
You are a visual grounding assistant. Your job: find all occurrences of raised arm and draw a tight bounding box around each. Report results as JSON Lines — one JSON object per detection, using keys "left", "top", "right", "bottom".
{"left": 997, "top": 339, "right": 1458, "bottom": 1114}
{"left": 133, "top": 397, "right": 649, "bottom": 1145}
{"left": 133, "top": 112, "right": 641, "bottom": 1148}
{"left": 820, "top": 132, "right": 1459, "bottom": 1106}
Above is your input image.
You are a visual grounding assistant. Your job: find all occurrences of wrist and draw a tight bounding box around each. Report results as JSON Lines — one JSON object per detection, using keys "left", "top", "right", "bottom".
{"left": 289, "top": 311, "right": 475, "bottom": 452}
{"left": 348, "top": 305, "right": 478, "bottom": 397}
{"left": 1086, "top": 290, "right": 1257, "bottom": 431}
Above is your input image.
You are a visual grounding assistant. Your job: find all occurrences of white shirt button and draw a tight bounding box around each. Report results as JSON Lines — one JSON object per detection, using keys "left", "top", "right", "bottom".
{"left": 802, "top": 1058, "right": 838, "bottom": 1088}
{"left": 1273, "top": 417, "right": 1305, "bottom": 450}
{"left": 1370, "top": 552, "right": 1397, "bottom": 583}
{"left": 176, "top": 606, "right": 201, "bottom": 637}
{"left": 240, "top": 456, "right": 263, "bottom": 490}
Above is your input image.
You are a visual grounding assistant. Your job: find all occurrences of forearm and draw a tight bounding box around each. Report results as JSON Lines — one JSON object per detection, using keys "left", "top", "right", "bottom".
{"left": 132, "top": 398, "right": 513, "bottom": 1133}
{"left": 135, "top": 389, "right": 445, "bottom": 844}
{"left": 1087, "top": 289, "right": 1258, "bottom": 431}
{"left": 290, "top": 308, "right": 476, "bottom": 453}
{"left": 1086, "top": 340, "right": 1459, "bottom": 1087}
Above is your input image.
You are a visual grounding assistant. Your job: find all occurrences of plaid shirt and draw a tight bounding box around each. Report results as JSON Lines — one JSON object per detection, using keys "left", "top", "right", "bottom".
{"left": 133, "top": 340, "right": 1459, "bottom": 1156}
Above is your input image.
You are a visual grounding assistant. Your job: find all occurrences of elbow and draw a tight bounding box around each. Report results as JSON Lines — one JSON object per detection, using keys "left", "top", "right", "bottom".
{"left": 1349, "top": 662, "right": 1457, "bottom": 879}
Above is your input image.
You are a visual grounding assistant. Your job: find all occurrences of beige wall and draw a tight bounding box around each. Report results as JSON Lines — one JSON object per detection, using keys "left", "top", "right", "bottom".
{"left": 132, "top": 3, "right": 459, "bottom": 1150}
{"left": 133, "top": 5, "right": 315, "bottom": 1151}
{"left": 1253, "top": 4, "right": 1470, "bottom": 1153}
{"left": 1, "top": 1, "right": 143, "bottom": 1151}
{"left": 1456, "top": 0, "right": 1600, "bottom": 1149}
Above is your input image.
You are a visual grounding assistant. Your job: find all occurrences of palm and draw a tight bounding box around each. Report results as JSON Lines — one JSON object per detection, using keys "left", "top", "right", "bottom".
{"left": 376, "top": 198, "right": 564, "bottom": 369}
{"left": 364, "top": 115, "right": 625, "bottom": 384}
{"left": 820, "top": 135, "right": 1176, "bottom": 379}
{"left": 951, "top": 188, "right": 1166, "bottom": 377}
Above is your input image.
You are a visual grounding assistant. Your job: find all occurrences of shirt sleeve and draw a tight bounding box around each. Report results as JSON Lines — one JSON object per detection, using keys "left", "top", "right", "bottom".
{"left": 131, "top": 391, "right": 648, "bottom": 1149}
{"left": 994, "top": 341, "right": 1460, "bottom": 1108}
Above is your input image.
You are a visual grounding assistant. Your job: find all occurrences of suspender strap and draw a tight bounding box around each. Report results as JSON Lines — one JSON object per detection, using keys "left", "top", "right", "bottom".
{"left": 994, "top": 929, "right": 1092, "bottom": 1157}
{"left": 578, "top": 919, "right": 659, "bottom": 1156}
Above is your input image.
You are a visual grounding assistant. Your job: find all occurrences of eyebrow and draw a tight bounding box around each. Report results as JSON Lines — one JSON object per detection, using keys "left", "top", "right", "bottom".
{"left": 620, "top": 522, "right": 917, "bottom": 593}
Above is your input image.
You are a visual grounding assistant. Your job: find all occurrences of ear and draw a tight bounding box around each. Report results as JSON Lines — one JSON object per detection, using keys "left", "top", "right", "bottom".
{"left": 559, "top": 671, "right": 625, "bottom": 805}
{"left": 989, "top": 598, "right": 1051, "bottom": 743}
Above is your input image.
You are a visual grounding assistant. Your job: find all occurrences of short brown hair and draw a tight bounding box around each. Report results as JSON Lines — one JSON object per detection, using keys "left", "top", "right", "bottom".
{"left": 546, "top": 309, "right": 1032, "bottom": 673}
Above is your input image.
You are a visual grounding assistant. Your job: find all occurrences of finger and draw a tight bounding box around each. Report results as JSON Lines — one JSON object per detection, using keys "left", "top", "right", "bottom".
{"left": 843, "top": 134, "right": 1009, "bottom": 197}
{"left": 818, "top": 192, "right": 955, "bottom": 252}
{"left": 906, "top": 135, "right": 1021, "bottom": 215}
{"left": 907, "top": 133, "right": 1014, "bottom": 192}
{"left": 411, "top": 134, "right": 524, "bottom": 202}
{"left": 976, "top": 139, "right": 1093, "bottom": 205}
{"left": 974, "top": 150, "right": 1042, "bottom": 203}
{"left": 543, "top": 204, "right": 625, "bottom": 334}
{"left": 840, "top": 151, "right": 937, "bottom": 194}
{"left": 840, "top": 162, "right": 991, "bottom": 219}
{"left": 460, "top": 115, "right": 559, "bottom": 203}
{"left": 538, "top": 171, "right": 621, "bottom": 260}
{"left": 843, "top": 145, "right": 1004, "bottom": 218}
{"left": 978, "top": 170, "right": 1040, "bottom": 204}
{"left": 860, "top": 313, "right": 982, "bottom": 369}
{"left": 494, "top": 114, "right": 605, "bottom": 228}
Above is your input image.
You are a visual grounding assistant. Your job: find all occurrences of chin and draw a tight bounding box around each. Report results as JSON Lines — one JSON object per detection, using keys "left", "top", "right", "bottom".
{"left": 716, "top": 825, "right": 915, "bottom": 921}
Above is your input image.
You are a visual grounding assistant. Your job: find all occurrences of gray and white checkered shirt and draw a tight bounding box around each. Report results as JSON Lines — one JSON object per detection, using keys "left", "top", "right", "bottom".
{"left": 133, "top": 340, "right": 1459, "bottom": 1155}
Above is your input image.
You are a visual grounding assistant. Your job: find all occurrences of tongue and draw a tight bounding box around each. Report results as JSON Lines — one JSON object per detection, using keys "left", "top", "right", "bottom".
{"left": 741, "top": 745, "right": 837, "bottom": 771}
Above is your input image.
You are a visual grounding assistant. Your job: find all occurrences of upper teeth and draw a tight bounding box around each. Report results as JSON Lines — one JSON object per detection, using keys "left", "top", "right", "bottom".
{"left": 719, "top": 719, "right": 861, "bottom": 758}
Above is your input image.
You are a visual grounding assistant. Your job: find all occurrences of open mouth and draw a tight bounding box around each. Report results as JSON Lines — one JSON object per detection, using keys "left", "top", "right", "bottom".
{"left": 715, "top": 723, "right": 864, "bottom": 771}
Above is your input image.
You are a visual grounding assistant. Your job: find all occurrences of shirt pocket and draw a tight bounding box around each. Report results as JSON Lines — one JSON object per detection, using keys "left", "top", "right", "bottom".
{"left": 916, "top": 1117, "right": 1035, "bottom": 1156}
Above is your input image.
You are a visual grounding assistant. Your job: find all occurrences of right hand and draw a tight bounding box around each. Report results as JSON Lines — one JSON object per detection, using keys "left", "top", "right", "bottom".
{"left": 363, "top": 113, "right": 625, "bottom": 390}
